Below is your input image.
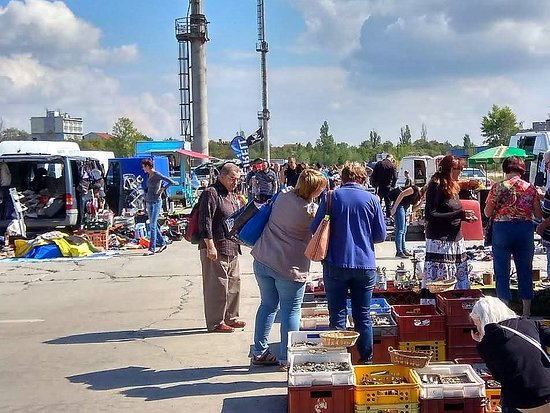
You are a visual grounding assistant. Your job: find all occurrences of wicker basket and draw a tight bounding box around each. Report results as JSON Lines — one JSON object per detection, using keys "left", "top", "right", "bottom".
{"left": 319, "top": 331, "right": 360, "bottom": 348}
{"left": 427, "top": 278, "right": 457, "bottom": 294}
{"left": 388, "top": 346, "right": 433, "bottom": 368}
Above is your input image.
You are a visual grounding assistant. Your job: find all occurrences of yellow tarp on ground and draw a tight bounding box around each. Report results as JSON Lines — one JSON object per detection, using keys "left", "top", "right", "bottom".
{"left": 14, "top": 231, "right": 99, "bottom": 258}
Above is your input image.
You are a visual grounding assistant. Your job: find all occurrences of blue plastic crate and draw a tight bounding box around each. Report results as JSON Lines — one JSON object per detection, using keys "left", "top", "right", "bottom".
{"left": 347, "top": 297, "right": 391, "bottom": 315}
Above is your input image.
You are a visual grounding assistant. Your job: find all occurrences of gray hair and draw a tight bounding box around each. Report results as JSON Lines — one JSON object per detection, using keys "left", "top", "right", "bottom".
{"left": 220, "top": 162, "right": 240, "bottom": 175}
{"left": 470, "top": 296, "right": 517, "bottom": 339}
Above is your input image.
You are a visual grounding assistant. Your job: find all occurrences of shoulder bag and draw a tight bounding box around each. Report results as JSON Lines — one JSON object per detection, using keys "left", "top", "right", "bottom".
{"left": 237, "top": 192, "right": 280, "bottom": 247}
{"left": 304, "top": 190, "right": 332, "bottom": 262}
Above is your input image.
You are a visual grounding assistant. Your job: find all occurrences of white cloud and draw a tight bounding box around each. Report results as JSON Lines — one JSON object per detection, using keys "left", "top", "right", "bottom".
{"left": 0, "top": 0, "right": 177, "bottom": 139}
{"left": 289, "top": 0, "right": 372, "bottom": 57}
{"left": 0, "top": 0, "right": 138, "bottom": 66}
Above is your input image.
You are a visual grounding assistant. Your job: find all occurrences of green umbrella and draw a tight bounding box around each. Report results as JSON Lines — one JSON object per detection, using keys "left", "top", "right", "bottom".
{"left": 467, "top": 145, "right": 534, "bottom": 166}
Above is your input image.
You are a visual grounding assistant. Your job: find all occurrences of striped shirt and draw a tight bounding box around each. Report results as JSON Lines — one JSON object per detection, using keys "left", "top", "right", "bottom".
{"left": 255, "top": 170, "right": 278, "bottom": 196}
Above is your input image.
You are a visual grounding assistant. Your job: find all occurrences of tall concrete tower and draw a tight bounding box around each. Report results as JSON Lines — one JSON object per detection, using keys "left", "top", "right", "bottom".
{"left": 175, "top": 0, "right": 209, "bottom": 157}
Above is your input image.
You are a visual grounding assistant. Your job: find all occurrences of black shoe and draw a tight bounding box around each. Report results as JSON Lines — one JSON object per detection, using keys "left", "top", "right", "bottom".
{"left": 403, "top": 250, "right": 412, "bottom": 257}
{"left": 395, "top": 252, "right": 408, "bottom": 258}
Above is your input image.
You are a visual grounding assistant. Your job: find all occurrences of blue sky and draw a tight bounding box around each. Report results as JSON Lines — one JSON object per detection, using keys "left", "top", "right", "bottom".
{"left": 2, "top": 0, "right": 550, "bottom": 148}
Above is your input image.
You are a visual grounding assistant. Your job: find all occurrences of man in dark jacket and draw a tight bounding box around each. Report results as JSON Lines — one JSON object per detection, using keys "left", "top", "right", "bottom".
{"left": 198, "top": 162, "right": 246, "bottom": 333}
{"left": 371, "top": 154, "right": 398, "bottom": 217}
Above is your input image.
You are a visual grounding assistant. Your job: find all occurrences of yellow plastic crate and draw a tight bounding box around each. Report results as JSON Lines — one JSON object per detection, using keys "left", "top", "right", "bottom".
{"left": 355, "top": 403, "right": 419, "bottom": 413}
{"left": 398, "top": 340, "right": 446, "bottom": 361}
{"left": 354, "top": 364, "right": 420, "bottom": 406}
{"left": 485, "top": 388, "right": 501, "bottom": 413}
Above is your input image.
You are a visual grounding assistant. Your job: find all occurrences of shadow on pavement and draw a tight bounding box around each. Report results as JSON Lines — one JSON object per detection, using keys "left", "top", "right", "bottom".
{"left": 68, "top": 365, "right": 283, "bottom": 390}
{"left": 221, "top": 394, "right": 287, "bottom": 413}
{"left": 44, "top": 328, "right": 207, "bottom": 344}
{"left": 68, "top": 365, "right": 286, "bottom": 401}
{"left": 121, "top": 380, "right": 286, "bottom": 401}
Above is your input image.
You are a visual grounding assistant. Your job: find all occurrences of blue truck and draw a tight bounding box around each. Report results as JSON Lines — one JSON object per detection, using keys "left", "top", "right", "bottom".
{"left": 135, "top": 140, "right": 212, "bottom": 206}
{"left": 135, "top": 140, "right": 197, "bottom": 205}
{"left": 105, "top": 155, "right": 171, "bottom": 215}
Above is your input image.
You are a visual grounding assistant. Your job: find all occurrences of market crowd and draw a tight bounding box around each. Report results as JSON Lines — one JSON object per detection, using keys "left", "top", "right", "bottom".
{"left": 193, "top": 153, "right": 550, "bottom": 412}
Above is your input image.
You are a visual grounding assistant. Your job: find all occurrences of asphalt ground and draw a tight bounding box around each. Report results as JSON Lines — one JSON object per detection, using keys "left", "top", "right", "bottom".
{"left": 0, "top": 238, "right": 546, "bottom": 412}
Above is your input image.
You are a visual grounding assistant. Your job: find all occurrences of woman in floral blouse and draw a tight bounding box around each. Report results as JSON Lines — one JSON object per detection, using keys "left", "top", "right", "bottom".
{"left": 484, "top": 156, "right": 542, "bottom": 317}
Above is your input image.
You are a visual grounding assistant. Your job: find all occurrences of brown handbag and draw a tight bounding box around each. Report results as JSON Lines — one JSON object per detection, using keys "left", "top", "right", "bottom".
{"left": 304, "top": 190, "right": 332, "bottom": 262}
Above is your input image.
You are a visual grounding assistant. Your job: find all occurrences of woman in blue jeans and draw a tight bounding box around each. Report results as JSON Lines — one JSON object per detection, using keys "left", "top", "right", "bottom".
{"left": 484, "top": 156, "right": 542, "bottom": 317}
{"left": 390, "top": 185, "right": 423, "bottom": 258}
{"left": 312, "top": 162, "right": 387, "bottom": 363}
{"left": 250, "top": 169, "right": 327, "bottom": 367}
{"left": 142, "top": 158, "right": 176, "bottom": 255}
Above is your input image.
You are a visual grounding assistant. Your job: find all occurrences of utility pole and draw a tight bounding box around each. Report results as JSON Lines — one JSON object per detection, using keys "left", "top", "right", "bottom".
{"left": 175, "top": 0, "right": 209, "bottom": 158}
{"left": 256, "top": 0, "right": 270, "bottom": 162}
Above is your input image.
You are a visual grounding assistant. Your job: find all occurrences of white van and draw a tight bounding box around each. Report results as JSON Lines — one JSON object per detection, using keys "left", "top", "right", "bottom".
{"left": 509, "top": 131, "right": 550, "bottom": 185}
{"left": 397, "top": 155, "right": 437, "bottom": 187}
{"left": 79, "top": 150, "right": 115, "bottom": 174}
{"left": 0, "top": 140, "right": 81, "bottom": 156}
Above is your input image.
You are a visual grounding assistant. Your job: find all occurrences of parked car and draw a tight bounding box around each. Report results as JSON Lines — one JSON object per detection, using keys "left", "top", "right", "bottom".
{"left": 461, "top": 167, "right": 487, "bottom": 180}
{"left": 460, "top": 167, "right": 492, "bottom": 189}
{"left": 0, "top": 153, "right": 103, "bottom": 230}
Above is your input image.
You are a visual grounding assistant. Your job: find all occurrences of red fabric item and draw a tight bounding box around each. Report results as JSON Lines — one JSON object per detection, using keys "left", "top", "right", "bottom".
{"left": 460, "top": 199, "right": 484, "bottom": 241}
{"left": 176, "top": 149, "right": 212, "bottom": 160}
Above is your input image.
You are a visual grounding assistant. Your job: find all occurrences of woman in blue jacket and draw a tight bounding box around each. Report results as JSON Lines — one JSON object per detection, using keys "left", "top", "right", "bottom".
{"left": 311, "top": 162, "right": 387, "bottom": 363}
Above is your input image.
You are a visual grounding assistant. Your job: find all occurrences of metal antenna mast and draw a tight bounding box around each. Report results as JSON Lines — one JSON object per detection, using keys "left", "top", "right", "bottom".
{"left": 256, "top": 0, "right": 270, "bottom": 162}
{"left": 175, "top": 0, "right": 209, "bottom": 157}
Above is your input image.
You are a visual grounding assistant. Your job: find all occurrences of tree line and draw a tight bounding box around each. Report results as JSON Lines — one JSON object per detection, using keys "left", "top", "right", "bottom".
{"left": 0, "top": 104, "right": 521, "bottom": 161}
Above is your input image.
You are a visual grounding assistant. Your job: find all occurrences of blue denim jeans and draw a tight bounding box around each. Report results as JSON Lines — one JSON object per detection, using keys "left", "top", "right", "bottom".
{"left": 492, "top": 220, "right": 534, "bottom": 301}
{"left": 322, "top": 261, "right": 376, "bottom": 362}
{"left": 253, "top": 260, "right": 305, "bottom": 362}
{"left": 394, "top": 205, "right": 407, "bottom": 254}
{"left": 146, "top": 200, "right": 165, "bottom": 252}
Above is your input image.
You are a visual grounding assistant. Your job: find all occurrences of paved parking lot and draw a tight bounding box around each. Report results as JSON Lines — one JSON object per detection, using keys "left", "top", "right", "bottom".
{"left": 0, "top": 239, "right": 546, "bottom": 412}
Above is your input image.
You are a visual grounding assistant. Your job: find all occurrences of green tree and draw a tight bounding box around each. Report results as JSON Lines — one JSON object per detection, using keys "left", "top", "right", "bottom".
{"left": 463, "top": 134, "right": 474, "bottom": 148}
{"left": 399, "top": 125, "right": 412, "bottom": 145}
{"left": 369, "top": 130, "right": 381, "bottom": 148}
{"left": 316, "top": 121, "right": 337, "bottom": 165}
{"left": 420, "top": 123, "right": 428, "bottom": 141}
{"left": 0, "top": 127, "right": 31, "bottom": 141}
{"left": 109, "top": 117, "right": 148, "bottom": 157}
{"left": 481, "top": 104, "right": 520, "bottom": 146}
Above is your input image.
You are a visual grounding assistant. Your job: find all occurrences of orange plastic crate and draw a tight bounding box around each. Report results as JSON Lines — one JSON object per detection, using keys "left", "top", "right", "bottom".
{"left": 85, "top": 229, "right": 109, "bottom": 250}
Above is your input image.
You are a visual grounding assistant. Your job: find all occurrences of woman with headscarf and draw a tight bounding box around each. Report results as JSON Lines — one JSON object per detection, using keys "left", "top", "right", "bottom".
{"left": 471, "top": 296, "right": 550, "bottom": 413}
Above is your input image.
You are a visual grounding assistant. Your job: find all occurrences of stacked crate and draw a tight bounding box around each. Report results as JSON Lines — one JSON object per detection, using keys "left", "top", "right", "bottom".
{"left": 454, "top": 358, "right": 501, "bottom": 413}
{"left": 412, "top": 363, "right": 486, "bottom": 413}
{"left": 288, "top": 331, "right": 355, "bottom": 413}
{"left": 436, "top": 290, "right": 483, "bottom": 360}
{"left": 353, "top": 364, "right": 421, "bottom": 413}
{"left": 300, "top": 306, "right": 330, "bottom": 330}
{"left": 392, "top": 304, "right": 446, "bottom": 361}
{"left": 348, "top": 298, "right": 398, "bottom": 364}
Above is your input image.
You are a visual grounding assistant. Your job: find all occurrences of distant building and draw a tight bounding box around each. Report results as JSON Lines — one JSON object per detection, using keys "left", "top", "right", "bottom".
{"left": 30, "top": 110, "right": 83, "bottom": 141}
{"left": 531, "top": 119, "right": 550, "bottom": 132}
{"left": 83, "top": 132, "right": 112, "bottom": 141}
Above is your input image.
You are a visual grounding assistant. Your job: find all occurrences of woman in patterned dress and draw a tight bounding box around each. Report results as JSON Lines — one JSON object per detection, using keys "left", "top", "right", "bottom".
{"left": 421, "top": 155, "right": 478, "bottom": 304}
